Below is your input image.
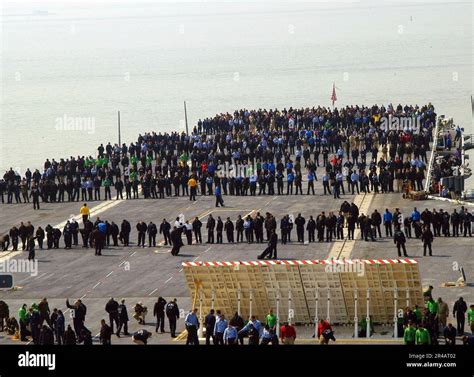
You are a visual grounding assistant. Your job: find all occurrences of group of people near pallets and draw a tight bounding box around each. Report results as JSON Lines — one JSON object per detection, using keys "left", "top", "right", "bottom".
{"left": 0, "top": 287, "right": 472, "bottom": 346}
{"left": 1, "top": 202, "right": 474, "bottom": 259}
{"left": 1, "top": 103, "right": 436, "bottom": 207}
{"left": 402, "top": 288, "right": 473, "bottom": 345}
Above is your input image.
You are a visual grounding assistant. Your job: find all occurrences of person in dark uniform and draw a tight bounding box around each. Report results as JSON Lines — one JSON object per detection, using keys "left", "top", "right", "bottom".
{"left": 394, "top": 226, "right": 408, "bottom": 257}
{"left": 65, "top": 298, "right": 87, "bottom": 338}
{"left": 269, "top": 230, "right": 278, "bottom": 259}
{"left": 371, "top": 210, "right": 382, "bottom": 239}
{"left": 153, "top": 296, "right": 167, "bottom": 333}
{"left": 192, "top": 217, "right": 202, "bottom": 244}
{"left": 132, "top": 329, "right": 152, "bottom": 345}
{"left": 421, "top": 225, "right": 434, "bottom": 256}
{"left": 63, "top": 221, "right": 72, "bottom": 249}
{"left": 207, "top": 215, "right": 216, "bottom": 244}
{"left": 224, "top": 217, "right": 234, "bottom": 243}
{"left": 403, "top": 217, "right": 412, "bottom": 238}
{"left": 45, "top": 225, "right": 53, "bottom": 249}
{"left": 432, "top": 209, "right": 442, "bottom": 237}
{"left": 159, "top": 218, "right": 171, "bottom": 245}
{"left": 280, "top": 215, "right": 289, "bottom": 244}
{"left": 120, "top": 219, "right": 131, "bottom": 246}
{"left": 35, "top": 227, "right": 45, "bottom": 249}
{"left": 316, "top": 212, "right": 326, "bottom": 242}
{"left": 451, "top": 209, "right": 460, "bottom": 237}
{"left": 1, "top": 234, "right": 10, "bottom": 251}
{"left": 52, "top": 228, "right": 62, "bottom": 249}
{"left": 105, "top": 297, "right": 119, "bottom": 334}
{"left": 30, "top": 184, "right": 41, "bottom": 210}
{"left": 71, "top": 220, "right": 79, "bottom": 246}
{"left": 110, "top": 221, "right": 119, "bottom": 246}
{"left": 81, "top": 220, "right": 93, "bottom": 248}
{"left": 170, "top": 227, "right": 183, "bottom": 256}
{"left": 462, "top": 209, "right": 472, "bottom": 237}
{"left": 27, "top": 236, "right": 36, "bottom": 261}
{"left": 136, "top": 221, "right": 147, "bottom": 247}
{"left": 258, "top": 230, "right": 278, "bottom": 259}
{"left": 165, "top": 299, "right": 180, "bottom": 338}
{"left": 116, "top": 299, "right": 129, "bottom": 337}
{"left": 326, "top": 212, "right": 336, "bottom": 242}
{"left": 100, "top": 319, "right": 113, "bottom": 345}
{"left": 216, "top": 217, "right": 224, "bottom": 244}
{"left": 92, "top": 228, "right": 105, "bottom": 256}
{"left": 235, "top": 215, "right": 244, "bottom": 243}
{"left": 115, "top": 178, "right": 124, "bottom": 200}
{"left": 254, "top": 213, "right": 264, "bottom": 243}
{"left": 347, "top": 213, "right": 356, "bottom": 240}
{"left": 295, "top": 214, "right": 306, "bottom": 243}
{"left": 147, "top": 221, "right": 158, "bottom": 247}
{"left": 18, "top": 222, "right": 28, "bottom": 250}
{"left": 306, "top": 216, "right": 316, "bottom": 242}
{"left": 453, "top": 297, "right": 467, "bottom": 335}
{"left": 204, "top": 309, "right": 216, "bottom": 345}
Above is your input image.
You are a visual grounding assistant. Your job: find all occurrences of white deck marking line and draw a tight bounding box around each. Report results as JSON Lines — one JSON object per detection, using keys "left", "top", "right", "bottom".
{"left": 165, "top": 276, "right": 173, "bottom": 284}
{"left": 92, "top": 281, "right": 102, "bottom": 289}
{"left": 106, "top": 271, "right": 114, "bottom": 278}
{"left": 148, "top": 288, "right": 158, "bottom": 296}
{"left": 130, "top": 251, "right": 137, "bottom": 257}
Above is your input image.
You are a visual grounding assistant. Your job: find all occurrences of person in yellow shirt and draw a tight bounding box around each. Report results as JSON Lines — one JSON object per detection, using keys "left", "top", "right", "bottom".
{"left": 188, "top": 176, "right": 197, "bottom": 201}
{"left": 80, "top": 203, "right": 90, "bottom": 224}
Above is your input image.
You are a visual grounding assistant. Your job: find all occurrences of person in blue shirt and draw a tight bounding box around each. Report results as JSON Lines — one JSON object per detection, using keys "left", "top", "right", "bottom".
{"left": 223, "top": 324, "right": 237, "bottom": 345}
{"left": 287, "top": 172, "right": 294, "bottom": 195}
{"left": 205, "top": 176, "right": 213, "bottom": 196}
{"left": 184, "top": 308, "right": 200, "bottom": 345}
{"left": 383, "top": 209, "right": 393, "bottom": 237}
{"left": 307, "top": 172, "right": 315, "bottom": 195}
{"left": 215, "top": 185, "right": 224, "bottom": 207}
{"left": 238, "top": 316, "right": 262, "bottom": 345}
{"left": 411, "top": 207, "right": 421, "bottom": 222}
{"left": 350, "top": 171, "right": 360, "bottom": 194}
{"left": 260, "top": 324, "right": 279, "bottom": 345}
{"left": 213, "top": 312, "right": 228, "bottom": 345}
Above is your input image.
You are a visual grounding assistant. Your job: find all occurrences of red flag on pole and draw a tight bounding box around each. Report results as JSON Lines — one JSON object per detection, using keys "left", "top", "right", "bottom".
{"left": 331, "top": 82, "right": 337, "bottom": 106}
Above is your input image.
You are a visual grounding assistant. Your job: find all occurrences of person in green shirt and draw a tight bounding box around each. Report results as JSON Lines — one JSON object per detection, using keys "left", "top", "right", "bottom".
{"left": 265, "top": 309, "right": 277, "bottom": 331}
{"left": 426, "top": 298, "right": 438, "bottom": 316}
{"left": 102, "top": 178, "right": 112, "bottom": 200}
{"left": 18, "top": 304, "right": 28, "bottom": 341}
{"left": 415, "top": 324, "right": 431, "bottom": 345}
{"left": 403, "top": 320, "right": 416, "bottom": 345}
{"left": 468, "top": 304, "right": 474, "bottom": 333}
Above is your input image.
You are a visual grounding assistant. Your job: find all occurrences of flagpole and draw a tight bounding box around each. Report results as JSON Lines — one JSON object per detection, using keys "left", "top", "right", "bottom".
{"left": 184, "top": 101, "right": 189, "bottom": 136}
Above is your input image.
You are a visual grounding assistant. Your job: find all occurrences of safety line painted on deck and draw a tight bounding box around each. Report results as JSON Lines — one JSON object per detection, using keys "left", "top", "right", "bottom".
{"left": 148, "top": 288, "right": 158, "bottom": 296}
{"left": 92, "top": 281, "right": 102, "bottom": 289}
{"left": 165, "top": 276, "right": 173, "bottom": 284}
